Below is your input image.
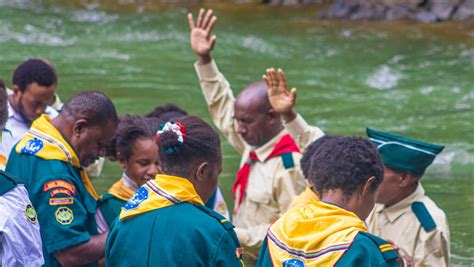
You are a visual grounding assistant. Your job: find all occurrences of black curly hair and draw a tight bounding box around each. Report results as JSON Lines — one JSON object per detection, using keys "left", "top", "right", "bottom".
{"left": 146, "top": 103, "right": 188, "bottom": 121}
{"left": 13, "top": 59, "right": 57, "bottom": 92}
{"left": 107, "top": 115, "right": 156, "bottom": 161}
{"left": 61, "top": 91, "right": 119, "bottom": 127}
{"left": 300, "top": 136, "right": 329, "bottom": 179}
{"left": 157, "top": 116, "right": 221, "bottom": 177}
{"left": 308, "top": 136, "right": 384, "bottom": 197}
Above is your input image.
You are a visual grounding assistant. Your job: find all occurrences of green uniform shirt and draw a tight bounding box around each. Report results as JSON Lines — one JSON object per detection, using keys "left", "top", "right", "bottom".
{"left": 97, "top": 194, "right": 126, "bottom": 226}
{"left": 6, "top": 151, "right": 99, "bottom": 267}
{"left": 106, "top": 202, "right": 243, "bottom": 267}
{"left": 257, "top": 231, "right": 399, "bottom": 267}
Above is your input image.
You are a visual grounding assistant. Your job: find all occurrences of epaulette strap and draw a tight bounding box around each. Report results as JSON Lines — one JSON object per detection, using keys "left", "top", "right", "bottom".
{"left": 281, "top": 152, "right": 295, "bottom": 169}
{"left": 193, "top": 204, "right": 240, "bottom": 248}
{"left": 412, "top": 201, "right": 437, "bottom": 232}
{"left": 359, "top": 232, "right": 398, "bottom": 262}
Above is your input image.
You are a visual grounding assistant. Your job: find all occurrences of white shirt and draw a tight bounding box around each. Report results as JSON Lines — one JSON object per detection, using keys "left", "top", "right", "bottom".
{"left": 0, "top": 185, "right": 44, "bottom": 266}
{"left": 0, "top": 96, "right": 58, "bottom": 169}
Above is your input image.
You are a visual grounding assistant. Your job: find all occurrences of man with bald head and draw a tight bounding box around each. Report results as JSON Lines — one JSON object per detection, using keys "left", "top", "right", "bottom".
{"left": 189, "top": 9, "right": 324, "bottom": 263}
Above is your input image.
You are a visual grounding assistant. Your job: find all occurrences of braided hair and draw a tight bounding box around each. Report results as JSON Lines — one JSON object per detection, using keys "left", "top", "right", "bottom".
{"left": 146, "top": 103, "right": 188, "bottom": 122}
{"left": 156, "top": 116, "right": 221, "bottom": 177}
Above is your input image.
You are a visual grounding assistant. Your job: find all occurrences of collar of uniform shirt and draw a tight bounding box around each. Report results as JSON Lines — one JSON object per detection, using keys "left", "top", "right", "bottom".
{"left": 252, "top": 130, "right": 288, "bottom": 162}
{"left": 380, "top": 183, "right": 425, "bottom": 223}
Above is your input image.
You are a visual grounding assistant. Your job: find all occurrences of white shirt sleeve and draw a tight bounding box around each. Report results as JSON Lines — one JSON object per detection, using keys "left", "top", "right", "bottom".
{"left": 0, "top": 185, "right": 44, "bottom": 267}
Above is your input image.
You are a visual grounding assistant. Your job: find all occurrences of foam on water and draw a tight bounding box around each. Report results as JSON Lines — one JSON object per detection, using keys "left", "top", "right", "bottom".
{"left": 114, "top": 32, "right": 186, "bottom": 42}
{"left": 72, "top": 10, "right": 119, "bottom": 23}
{"left": 420, "top": 86, "right": 435, "bottom": 95}
{"left": 366, "top": 65, "right": 402, "bottom": 90}
{"left": 241, "top": 35, "right": 279, "bottom": 56}
{"left": 0, "top": 24, "right": 76, "bottom": 46}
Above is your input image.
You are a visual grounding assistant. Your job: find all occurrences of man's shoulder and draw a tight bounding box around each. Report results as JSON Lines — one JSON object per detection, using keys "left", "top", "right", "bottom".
{"left": 411, "top": 195, "right": 448, "bottom": 234}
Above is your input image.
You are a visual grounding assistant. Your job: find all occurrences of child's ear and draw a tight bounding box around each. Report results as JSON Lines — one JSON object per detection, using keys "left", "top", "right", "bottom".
{"left": 117, "top": 152, "right": 127, "bottom": 169}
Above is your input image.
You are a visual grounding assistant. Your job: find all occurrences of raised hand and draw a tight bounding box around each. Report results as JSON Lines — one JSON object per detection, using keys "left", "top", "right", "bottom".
{"left": 188, "top": 9, "right": 217, "bottom": 64}
{"left": 263, "top": 68, "right": 297, "bottom": 122}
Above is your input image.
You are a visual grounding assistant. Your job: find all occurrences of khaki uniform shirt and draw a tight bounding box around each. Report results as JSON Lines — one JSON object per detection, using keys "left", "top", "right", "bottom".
{"left": 366, "top": 183, "right": 450, "bottom": 267}
{"left": 194, "top": 60, "right": 324, "bottom": 262}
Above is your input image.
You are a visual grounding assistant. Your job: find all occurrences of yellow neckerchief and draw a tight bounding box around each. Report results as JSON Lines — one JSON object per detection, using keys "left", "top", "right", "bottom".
{"left": 289, "top": 185, "right": 320, "bottom": 210}
{"left": 108, "top": 177, "right": 136, "bottom": 201}
{"left": 119, "top": 174, "right": 204, "bottom": 221}
{"left": 15, "top": 114, "right": 99, "bottom": 200}
{"left": 267, "top": 200, "right": 368, "bottom": 266}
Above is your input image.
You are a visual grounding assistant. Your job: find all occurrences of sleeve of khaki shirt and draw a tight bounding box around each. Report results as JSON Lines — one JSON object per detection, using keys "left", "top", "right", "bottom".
{"left": 414, "top": 224, "right": 450, "bottom": 267}
{"left": 283, "top": 113, "right": 325, "bottom": 152}
{"left": 234, "top": 153, "right": 306, "bottom": 253}
{"left": 194, "top": 60, "right": 246, "bottom": 154}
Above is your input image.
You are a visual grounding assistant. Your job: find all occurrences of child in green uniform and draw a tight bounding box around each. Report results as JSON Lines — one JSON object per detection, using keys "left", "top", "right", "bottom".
{"left": 106, "top": 116, "right": 243, "bottom": 266}
{"left": 97, "top": 115, "right": 160, "bottom": 230}
{"left": 257, "top": 136, "right": 400, "bottom": 267}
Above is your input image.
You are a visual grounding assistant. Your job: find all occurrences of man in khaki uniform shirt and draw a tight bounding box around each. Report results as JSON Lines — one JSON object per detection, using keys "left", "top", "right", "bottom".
{"left": 188, "top": 9, "right": 324, "bottom": 262}
{"left": 365, "top": 128, "right": 450, "bottom": 267}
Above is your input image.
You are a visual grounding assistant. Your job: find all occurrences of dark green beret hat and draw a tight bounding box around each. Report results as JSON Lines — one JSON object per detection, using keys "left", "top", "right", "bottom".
{"left": 366, "top": 128, "right": 444, "bottom": 175}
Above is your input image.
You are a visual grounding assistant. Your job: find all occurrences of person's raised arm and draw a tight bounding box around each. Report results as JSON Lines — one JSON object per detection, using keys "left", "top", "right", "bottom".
{"left": 188, "top": 9, "right": 217, "bottom": 65}
{"left": 188, "top": 9, "right": 246, "bottom": 154}
{"left": 263, "top": 68, "right": 324, "bottom": 151}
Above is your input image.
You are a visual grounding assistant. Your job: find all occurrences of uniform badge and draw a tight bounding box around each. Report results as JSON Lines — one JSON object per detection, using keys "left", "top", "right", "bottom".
{"left": 282, "top": 259, "right": 305, "bottom": 267}
{"left": 21, "top": 137, "right": 44, "bottom": 155}
{"left": 124, "top": 187, "right": 148, "bottom": 210}
{"left": 55, "top": 206, "right": 74, "bottom": 225}
{"left": 24, "top": 203, "right": 38, "bottom": 224}
{"left": 216, "top": 200, "right": 228, "bottom": 215}
{"left": 50, "top": 197, "right": 74, "bottom": 206}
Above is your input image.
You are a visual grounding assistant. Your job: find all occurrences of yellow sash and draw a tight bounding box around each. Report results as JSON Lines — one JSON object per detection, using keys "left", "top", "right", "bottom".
{"left": 119, "top": 174, "right": 204, "bottom": 221}
{"left": 267, "top": 200, "right": 368, "bottom": 266}
{"left": 15, "top": 115, "right": 99, "bottom": 200}
{"left": 108, "top": 178, "right": 135, "bottom": 201}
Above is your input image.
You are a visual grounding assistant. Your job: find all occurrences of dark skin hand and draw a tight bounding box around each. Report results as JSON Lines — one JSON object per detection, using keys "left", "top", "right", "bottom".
{"left": 54, "top": 231, "right": 108, "bottom": 266}
{"left": 263, "top": 68, "right": 298, "bottom": 123}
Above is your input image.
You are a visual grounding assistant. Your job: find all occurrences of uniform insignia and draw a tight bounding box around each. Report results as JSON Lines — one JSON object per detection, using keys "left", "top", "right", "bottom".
{"left": 50, "top": 197, "right": 74, "bottom": 206}
{"left": 216, "top": 200, "right": 228, "bottom": 215}
{"left": 50, "top": 188, "right": 73, "bottom": 197}
{"left": 44, "top": 180, "right": 76, "bottom": 195}
{"left": 55, "top": 206, "right": 74, "bottom": 225}
{"left": 24, "top": 203, "right": 38, "bottom": 224}
{"left": 412, "top": 201, "right": 437, "bottom": 232}
{"left": 21, "top": 137, "right": 44, "bottom": 155}
{"left": 124, "top": 187, "right": 149, "bottom": 210}
{"left": 282, "top": 258, "right": 305, "bottom": 267}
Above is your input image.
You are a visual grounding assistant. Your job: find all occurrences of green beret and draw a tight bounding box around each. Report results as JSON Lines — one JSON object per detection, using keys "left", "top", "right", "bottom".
{"left": 366, "top": 128, "right": 444, "bottom": 175}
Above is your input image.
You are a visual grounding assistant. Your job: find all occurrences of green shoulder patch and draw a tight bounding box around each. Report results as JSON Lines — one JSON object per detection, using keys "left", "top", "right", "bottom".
{"left": 411, "top": 201, "right": 436, "bottom": 232}
{"left": 280, "top": 152, "right": 295, "bottom": 169}
{"left": 359, "top": 231, "right": 398, "bottom": 262}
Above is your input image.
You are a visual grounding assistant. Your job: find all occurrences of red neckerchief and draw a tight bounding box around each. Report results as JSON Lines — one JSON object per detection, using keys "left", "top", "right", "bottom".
{"left": 232, "top": 134, "right": 300, "bottom": 213}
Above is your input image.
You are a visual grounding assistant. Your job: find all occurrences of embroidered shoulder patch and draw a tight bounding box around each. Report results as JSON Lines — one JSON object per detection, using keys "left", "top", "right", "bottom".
{"left": 55, "top": 206, "right": 74, "bottom": 225}
{"left": 24, "top": 203, "right": 38, "bottom": 224}
{"left": 282, "top": 259, "right": 305, "bottom": 267}
{"left": 21, "top": 137, "right": 44, "bottom": 155}
{"left": 50, "top": 188, "right": 73, "bottom": 197}
{"left": 44, "top": 180, "right": 76, "bottom": 195}
{"left": 50, "top": 197, "right": 74, "bottom": 206}
{"left": 124, "top": 187, "right": 149, "bottom": 210}
{"left": 216, "top": 200, "right": 228, "bottom": 215}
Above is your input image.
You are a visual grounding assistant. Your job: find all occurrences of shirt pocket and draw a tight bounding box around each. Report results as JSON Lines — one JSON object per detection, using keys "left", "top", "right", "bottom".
{"left": 246, "top": 188, "right": 273, "bottom": 221}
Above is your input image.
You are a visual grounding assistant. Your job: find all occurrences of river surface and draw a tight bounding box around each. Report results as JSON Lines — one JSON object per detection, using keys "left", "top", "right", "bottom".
{"left": 0, "top": 1, "right": 473, "bottom": 265}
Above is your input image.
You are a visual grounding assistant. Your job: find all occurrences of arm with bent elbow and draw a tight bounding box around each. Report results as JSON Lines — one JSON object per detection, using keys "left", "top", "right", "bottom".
{"left": 54, "top": 231, "right": 108, "bottom": 266}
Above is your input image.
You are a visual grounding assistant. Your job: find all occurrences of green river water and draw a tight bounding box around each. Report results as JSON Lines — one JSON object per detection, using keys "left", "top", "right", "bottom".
{"left": 0, "top": 1, "right": 473, "bottom": 265}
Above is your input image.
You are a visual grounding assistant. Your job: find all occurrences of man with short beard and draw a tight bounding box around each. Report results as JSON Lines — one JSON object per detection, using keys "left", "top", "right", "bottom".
{"left": 0, "top": 59, "right": 58, "bottom": 169}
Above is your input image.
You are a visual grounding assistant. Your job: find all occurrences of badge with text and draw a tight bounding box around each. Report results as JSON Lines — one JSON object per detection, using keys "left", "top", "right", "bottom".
{"left": 50, "top": 197, "right": 74, "bottom": 206}
{"left": 55, "top": 206, "right": 74, "bottom": 225}
{"left": 24, "top": 203, "right": 38, "bottom": 224}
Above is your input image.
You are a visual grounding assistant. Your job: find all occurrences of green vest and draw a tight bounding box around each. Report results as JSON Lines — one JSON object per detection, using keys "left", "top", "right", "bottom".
{"left": 106, "top": 202, "right": 243, "bottom": 266}
{"left": 6, "top": 151, "right": 99, "bottom": 267}
{"left": 97, "top": 194, "right": 126, "bottom": 226}
{"left": 0, "top": 171, "right": 17, "bottom": 196}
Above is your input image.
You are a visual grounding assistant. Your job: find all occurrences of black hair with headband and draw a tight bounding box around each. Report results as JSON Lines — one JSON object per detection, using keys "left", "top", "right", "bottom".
{"left": 156, "top": 116, "right": 221, "bottom": 178}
